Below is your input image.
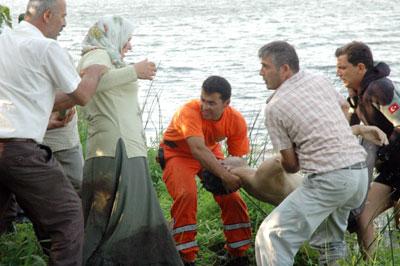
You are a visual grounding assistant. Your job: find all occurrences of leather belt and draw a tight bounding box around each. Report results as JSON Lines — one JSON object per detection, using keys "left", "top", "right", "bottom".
{"left": 341, "top": 161, "right": 367, "bottom": 170}
{"left": 0, "top": 138, "right": 35, "bottom": 143}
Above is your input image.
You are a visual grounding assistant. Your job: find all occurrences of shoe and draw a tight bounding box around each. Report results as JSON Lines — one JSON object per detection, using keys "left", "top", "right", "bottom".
{"left": 219, "top": 253, "right": 249, "bottom": 266}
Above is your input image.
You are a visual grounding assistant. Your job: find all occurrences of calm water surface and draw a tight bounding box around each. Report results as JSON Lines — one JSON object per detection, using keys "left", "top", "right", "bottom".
{"left": 4, "top": 0, "right": 400, "bottom": 143}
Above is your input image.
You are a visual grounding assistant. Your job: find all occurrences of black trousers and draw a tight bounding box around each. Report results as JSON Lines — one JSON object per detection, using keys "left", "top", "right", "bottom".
{"left": 0, "top": 141, "right": 83, "bottom": 265}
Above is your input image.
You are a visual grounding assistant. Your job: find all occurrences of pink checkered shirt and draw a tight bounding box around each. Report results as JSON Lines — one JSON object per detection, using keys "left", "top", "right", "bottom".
{"left": 265, "top": 71, "right": 366, "bottom": 174}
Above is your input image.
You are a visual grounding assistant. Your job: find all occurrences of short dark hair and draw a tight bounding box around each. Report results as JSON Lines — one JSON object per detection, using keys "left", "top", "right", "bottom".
{"left": 202, "top": 76, "right": 231, "bottom": 101}
{"left": 335, "top": 41, "right": 374, "bottom": 70}
{"left": 258, "top": 41, "right": 299, "bottom": 73}
{"left": 18, "top": 13, "right": 25, "bottom": 23}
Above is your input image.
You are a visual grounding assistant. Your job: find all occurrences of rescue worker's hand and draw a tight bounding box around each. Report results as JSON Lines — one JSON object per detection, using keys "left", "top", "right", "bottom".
{"left": 220, "top": 172, "right": 242, "bottom": 192}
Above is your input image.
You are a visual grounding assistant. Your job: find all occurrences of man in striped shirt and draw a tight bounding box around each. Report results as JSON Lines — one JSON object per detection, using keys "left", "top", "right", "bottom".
{"left": 254, "top": 41, "right": 368, "bottom": 266}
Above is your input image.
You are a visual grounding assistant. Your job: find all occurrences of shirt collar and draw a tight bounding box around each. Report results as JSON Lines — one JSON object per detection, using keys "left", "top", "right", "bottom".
{"left": 17, "top": 21, "right": 46, "bottom": 38}
{"left": 266, "top": 70, "right": 305, "bottom": 104}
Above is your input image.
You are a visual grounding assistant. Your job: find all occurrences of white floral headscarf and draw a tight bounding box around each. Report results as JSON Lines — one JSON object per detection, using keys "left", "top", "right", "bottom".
{"left": 82, "top": 15, "right": 133, "bottom": 68}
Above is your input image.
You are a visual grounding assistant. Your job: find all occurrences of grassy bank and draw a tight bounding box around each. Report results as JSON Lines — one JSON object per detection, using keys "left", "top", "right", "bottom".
{"left": 1, "top": 147, "right": 399, "bottom": 265}
{"left": 1, "top": 107, "right": 400, "bottom": 265}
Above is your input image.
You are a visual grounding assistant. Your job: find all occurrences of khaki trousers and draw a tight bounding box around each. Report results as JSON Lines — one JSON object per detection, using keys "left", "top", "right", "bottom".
{"left": 255, "top": 166, "right": 368, "bottom": 266}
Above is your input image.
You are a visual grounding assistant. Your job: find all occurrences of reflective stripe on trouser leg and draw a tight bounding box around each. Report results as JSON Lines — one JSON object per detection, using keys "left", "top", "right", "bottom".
{"left": 227, "top": 239, "right": 252, "bottom": 249}
{"left": 215, "top": 192, "right": 252, "bottom": 256}
{"left": 176, "top": 240, "right": 198, "bottom": 251}
{"left": 173, "top": 224, "right": 197, "bottom": 235}
{"left": 162, "top": 155, "right": 202, "bottom": 262}
{"left": 224, "top": 222, "right": 251, "bottom": 231}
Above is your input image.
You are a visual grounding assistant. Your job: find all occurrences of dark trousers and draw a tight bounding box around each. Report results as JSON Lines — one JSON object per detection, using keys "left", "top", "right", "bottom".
{"left": 0, "top": 141, "right": 83, "bottom": 265}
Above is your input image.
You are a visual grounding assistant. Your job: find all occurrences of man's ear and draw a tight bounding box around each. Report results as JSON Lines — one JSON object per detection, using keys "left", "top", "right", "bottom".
{"left": 43, "top": 9, "right": 52, "bottom": 23}
{"left": 224, "top": 99, "right": 231, "bottom": 107}
{"left": 280, "top": 64, "right": 292, "bottom": 80}
{"left": 357, "top": 63, "right": 367, "bottom": 73}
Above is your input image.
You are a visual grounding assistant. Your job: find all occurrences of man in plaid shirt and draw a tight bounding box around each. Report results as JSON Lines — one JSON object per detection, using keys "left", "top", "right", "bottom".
{"left": 254, "top": 41, "right": 368, "bottom": 266}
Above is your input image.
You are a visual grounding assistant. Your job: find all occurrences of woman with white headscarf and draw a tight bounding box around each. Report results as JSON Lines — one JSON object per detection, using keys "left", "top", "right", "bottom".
{"left": 78, "top": 15, "right": 182, "bottom": 265}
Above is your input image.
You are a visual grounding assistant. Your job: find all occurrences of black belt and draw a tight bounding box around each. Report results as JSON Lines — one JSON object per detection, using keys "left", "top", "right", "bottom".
{"left": 163, "top": 140, "right": 178, "bottom": 148}
{"left": 341, "top": 161, "right": 367, "bottom": 170}
{"left": 0, "top": 138, "right": 35, "bottom": 143}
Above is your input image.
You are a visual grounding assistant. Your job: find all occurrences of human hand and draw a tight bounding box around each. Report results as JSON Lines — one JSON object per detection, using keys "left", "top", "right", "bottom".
{"left": 48, "top": 112, "right": 64, "bottom": 129}
{"left": 220, "top": 172, "right": 242, "bottom": 193}
{"left": 359, "top": 125, "right": 389, "bottom": 146}
{"left": 62, "top": 107, "right": 76, "bottom": 123}
{"left": 47, "top": 108, "right": 75, "bottom": 129}
{"left": 134, "top": 59, "right": 156, "bottom": 80}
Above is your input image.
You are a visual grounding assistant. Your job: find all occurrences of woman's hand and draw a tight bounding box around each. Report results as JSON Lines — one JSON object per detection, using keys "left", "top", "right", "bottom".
{"left": 134, "top": 59, "right": 156, "bottom": 80}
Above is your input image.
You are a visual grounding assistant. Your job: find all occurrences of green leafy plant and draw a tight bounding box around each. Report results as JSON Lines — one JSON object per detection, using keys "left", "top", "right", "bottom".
{"left": 0, "top": 5, "right": 12, "bottom": 31}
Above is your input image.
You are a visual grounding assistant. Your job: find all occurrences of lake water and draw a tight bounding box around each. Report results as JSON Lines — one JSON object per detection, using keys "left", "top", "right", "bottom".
{"left": 3, "top": 0, "right": 400, "bottom": 145}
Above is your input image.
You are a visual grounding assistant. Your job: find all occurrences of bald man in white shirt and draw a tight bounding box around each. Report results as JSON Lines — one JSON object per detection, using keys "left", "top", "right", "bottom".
{"left": 0, "top": 0, "right": 107, "bottom": 265}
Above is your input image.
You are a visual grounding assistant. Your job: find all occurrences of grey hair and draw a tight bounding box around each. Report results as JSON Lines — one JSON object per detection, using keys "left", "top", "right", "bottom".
{"left": 26, "top": 0, "right": 58, "bottom": 19}
{"left": 258, "top": 41, "right": 300, "bottom": 73}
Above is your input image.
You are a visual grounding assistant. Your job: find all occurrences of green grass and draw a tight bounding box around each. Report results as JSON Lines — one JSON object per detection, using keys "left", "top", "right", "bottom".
{"left": 0, "top": 223, "right": 46, "bottom": 266}
{"left": 2, "top": 147, "right": 400, "bottom": 265}
{"left": 2, "top": 107, "right": 400, "bottom": 265}
{"left": 1, "top": 148, "right": 400, "bottom": 265}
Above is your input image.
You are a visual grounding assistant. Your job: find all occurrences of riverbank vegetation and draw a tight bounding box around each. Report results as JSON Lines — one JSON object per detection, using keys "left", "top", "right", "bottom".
{"left": 0, "top": 5, "right": 399, "bottom": 263}
{"left": 1, "top": 145, "right": 399, "bottom": 265}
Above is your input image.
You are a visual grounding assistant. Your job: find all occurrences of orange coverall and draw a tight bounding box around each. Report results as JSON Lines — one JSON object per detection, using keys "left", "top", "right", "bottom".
{"left": 161, "top": 100, "right": 251, "bottom": 262}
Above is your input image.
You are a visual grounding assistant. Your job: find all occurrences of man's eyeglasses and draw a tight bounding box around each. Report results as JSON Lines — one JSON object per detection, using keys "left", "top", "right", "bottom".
{"left": 347, "top": 96, "right": 359, "bottom": 109}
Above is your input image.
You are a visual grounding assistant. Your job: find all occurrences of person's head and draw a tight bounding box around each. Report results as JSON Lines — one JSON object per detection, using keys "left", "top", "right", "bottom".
{"left": 200, "top": 76, "right": 231, "bottom": 120}
{"left": 18, "top": 13, "right": 25, "bottom": 23}
{"left": 335, "top": 41, "right": 373, "bottom": 91}
{"left": 258, "top": 41, "right": 299, "bottom": 90}
{"left": 82, "top": 15, "right": 133, "bottom": 68}
{"left": 24, "top": 0, "right": 66, "bottom": 40}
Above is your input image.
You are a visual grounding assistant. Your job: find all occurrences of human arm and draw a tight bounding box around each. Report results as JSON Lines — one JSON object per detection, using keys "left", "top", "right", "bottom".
{"left": 279, "top": 147, "right": 300, "bottom": 173}
{"left": 76, "top": 49, "right": 156, "bottom": 93}
{"left": 351, "top": 124, "right": 389, "bottom": 146}
{"left": 334, "top": 87, "right": 351, "bottom": 121}
{"left": 52, "top": 64, "right": 108, "bottom": 110}
{"left": 43, "top": 43, "right": 108, "bottom": 110}
{"left": 94, "top": 59, "right": 155, "bottom": 91}
{"left": 187, "top": 136, "right": 242, "bottom": 192}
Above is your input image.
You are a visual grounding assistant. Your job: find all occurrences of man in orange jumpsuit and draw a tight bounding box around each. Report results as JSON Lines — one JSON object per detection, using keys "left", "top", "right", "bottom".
{"left": 160, "top": 76, "right": 251, "bottom": 266}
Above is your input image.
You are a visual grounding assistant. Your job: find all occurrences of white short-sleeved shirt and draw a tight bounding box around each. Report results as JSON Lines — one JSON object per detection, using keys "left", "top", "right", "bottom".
{"left": 0, "top": 21, "right": 81, "bottom": 142}
{"left": 265, "top": 71, "right": 366, "bottom": 174}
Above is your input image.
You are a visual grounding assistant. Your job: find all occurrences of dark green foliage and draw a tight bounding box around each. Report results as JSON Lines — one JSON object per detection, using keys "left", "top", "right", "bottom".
{"left": 147, "top": 147, "right": 163, "bottom": 185}
{"left": 0, "top": 223, "right": 47, "bottom": 265}
{"left": 0, "top": 5, "right": 12, "bottom": 31}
